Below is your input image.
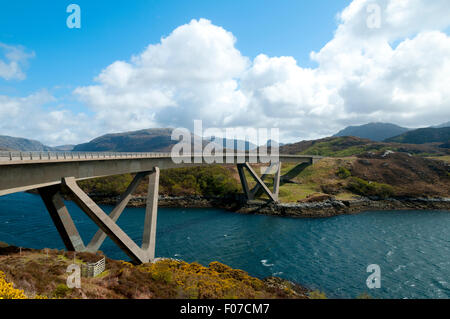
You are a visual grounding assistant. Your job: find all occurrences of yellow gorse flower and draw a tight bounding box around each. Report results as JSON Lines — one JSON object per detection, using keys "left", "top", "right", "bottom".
{"left": 0, "top": 271, "right": 27, "bottom": 299}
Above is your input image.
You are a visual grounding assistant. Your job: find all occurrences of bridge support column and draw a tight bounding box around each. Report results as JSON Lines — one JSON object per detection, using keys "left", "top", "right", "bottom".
{"left": 38, "top": 185, "right": 85, "bottom": 252}
{"left": 37, "top": 167, "right": 161, "bottom": 264}
{"left": 142, "top": 167, "right": 160, "bottom": 261}
{"left": 85, "top": 171, "right": 151, "bottom": 253}
{"left": 63, "top": 177, "right": 148, "bottom": 264}
{"left": 237, "top": 162, "right": 281, "bottom": 202}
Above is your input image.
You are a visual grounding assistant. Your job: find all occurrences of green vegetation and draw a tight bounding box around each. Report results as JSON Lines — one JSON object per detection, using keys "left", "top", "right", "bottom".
{"left": 160, "top": 166, "right": 240, "bottom": 197}
{"left": 297, "top": 137, "right": 390, "bottom": 157}
{"left": 78, "top": 165, "right": 240, "bottom": 198}
{"left": 280, "top": 136, "right": 448, "bottom": 157}
{"left": 53, "top": 283, "right": 70, "bottom": 298}
{"left": 308, "top": 290, "right": 327, "bottom": 299}
{"left": 386, "top": 127, "right": 450, "bottom": 144}
{"left": 79, "top": 174, "right": 134, "bottom": 196}
{"left": 336, "top": 167, "right": 351, "bottom": 179}
{"left": 428, "top": 155, "right": 450, "bottom": 163}
{"left": 347, "top": 177, "right": 394, "bottom": 199}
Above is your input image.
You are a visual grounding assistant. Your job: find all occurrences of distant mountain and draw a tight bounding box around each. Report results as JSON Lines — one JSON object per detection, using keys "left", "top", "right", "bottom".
{"left": 385, "top": 127, "right": 450, "bottom": 145}
{"left": 52, "top": 145, "right": 75, "bottom": 151}
{"left": 265, "top": 139, "right": 284, "bottom": 147}
{"left": 433, "top": 121, "right": 450, "bottom": 128}
{"left": 0, "top": 135, "right": 53, "bottom": 152}
{"left": 204, "top": 137, "right": 257, "bottom": 151}
{"left": 333, "top": 123, "right": 411, "bottom": 142}
{"left": 74, "top": 128, "right": 265, "bottom": 153}
{"left": 73, "top": 129, "right": 180, "bottom": 152}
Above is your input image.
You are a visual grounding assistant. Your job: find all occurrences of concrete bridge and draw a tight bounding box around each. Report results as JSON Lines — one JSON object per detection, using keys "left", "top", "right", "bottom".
{"left": 0, "top": 151, "right": 320, "bottom": 264}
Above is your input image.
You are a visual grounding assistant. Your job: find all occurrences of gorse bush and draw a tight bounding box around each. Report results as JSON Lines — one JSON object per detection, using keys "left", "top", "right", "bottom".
{"left": 308, "top": 290, "right": 327, "bottom": 299}
{"left": 336, "top": 167, "right": 351, "bottom": 179}
{"left": 138, "top": 260, "right": 270, "bottom": 299}
{"left": 347, "top": 177, "right": 394, "bottom": 199}
{"left": 0, "top": 271, "right": 27, "bottom": 299}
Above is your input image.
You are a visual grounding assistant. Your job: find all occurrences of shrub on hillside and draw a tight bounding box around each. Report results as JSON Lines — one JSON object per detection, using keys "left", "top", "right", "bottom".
{"left": 0, "top": 271, "right": 27, "bottom": 299}
{"left": 347, "top": 177, "right": 394, "bottom": 199}
{"left": 336, "top": 167, "right": 351, "bottom": 179}
{"left": 160, "top": 166, "right": 240, "bottom": 197}
{"left": 78, "top": 174, "right": 134, "bottom": 196}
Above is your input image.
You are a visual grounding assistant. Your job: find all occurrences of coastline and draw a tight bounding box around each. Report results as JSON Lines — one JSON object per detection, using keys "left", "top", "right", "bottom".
{"left": 90, "top": 194, "right": 450, "bottom": 218}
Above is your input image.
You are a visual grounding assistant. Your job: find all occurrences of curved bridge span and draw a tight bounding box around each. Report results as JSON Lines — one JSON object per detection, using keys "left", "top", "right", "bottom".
{"left": 0, "top": 151, "right": 321, "bottom": 264}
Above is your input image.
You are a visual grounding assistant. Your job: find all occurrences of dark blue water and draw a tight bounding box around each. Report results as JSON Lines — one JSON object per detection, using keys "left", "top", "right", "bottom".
{"left": 0, "top": 192, "right": 449, "bottom": 299}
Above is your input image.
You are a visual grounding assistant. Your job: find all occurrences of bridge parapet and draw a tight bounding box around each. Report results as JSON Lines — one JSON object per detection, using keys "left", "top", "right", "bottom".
{"left": 0, "top": 151, "right": 172, "bottom": 163}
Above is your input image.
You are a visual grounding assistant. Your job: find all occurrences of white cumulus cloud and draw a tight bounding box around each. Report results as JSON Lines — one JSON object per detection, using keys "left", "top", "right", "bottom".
{"left": 0, "top": 43, "right": 35, "bottom": 81}
{"left": 0, "top": 91, "right": 94, "bottom": 146}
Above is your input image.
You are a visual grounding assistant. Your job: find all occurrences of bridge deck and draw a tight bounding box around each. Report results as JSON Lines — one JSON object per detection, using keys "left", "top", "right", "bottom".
{"left": 0, "top": 151, "right": 321, "bottom": 196}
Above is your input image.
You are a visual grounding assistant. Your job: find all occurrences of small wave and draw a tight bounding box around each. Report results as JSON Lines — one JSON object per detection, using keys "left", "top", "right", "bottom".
{"left": 394, "top": 265, "right": 406, "bottom": 272}
{"left": 261, "top": 259, "right": 274, "bottom": 267}
{"left": 387, "top": 250, "right": 394, "bottom": 257}
{"left": 272, "top": 272, "right": 283, "bottom": 276}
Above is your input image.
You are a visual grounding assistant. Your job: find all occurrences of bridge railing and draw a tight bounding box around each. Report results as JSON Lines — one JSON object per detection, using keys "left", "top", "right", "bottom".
{"left": 0, "top": 151, "right": 173, "bottom": 162}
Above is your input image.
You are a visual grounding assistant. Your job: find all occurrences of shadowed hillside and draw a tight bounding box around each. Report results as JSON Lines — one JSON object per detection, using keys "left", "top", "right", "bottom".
{"left": 73, "top": 128, "right": 178, "bottom": 152}
{"left": 333, "top": 122, "right": 410, "bottom": 141}
{"left": 385, "top": 127, "right": 450, "bottom": 145}
{"left": 0, "top": 135, "right": 52, "bottom": 152}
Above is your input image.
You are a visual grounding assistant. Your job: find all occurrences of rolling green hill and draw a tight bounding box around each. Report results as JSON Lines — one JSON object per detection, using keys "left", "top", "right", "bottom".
{"left": 385, "top": 127, "right": 450, "bottom": 144}
{"left": 279, "top": 136, "right": 448, "bottom": 157}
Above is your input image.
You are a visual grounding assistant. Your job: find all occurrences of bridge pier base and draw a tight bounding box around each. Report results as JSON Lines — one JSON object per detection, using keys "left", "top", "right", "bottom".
{"left": 38, "top": 167, "right": 161, "bottom": 264}
{"left": 237, "top": 162, "right": 281, "bottom": 202}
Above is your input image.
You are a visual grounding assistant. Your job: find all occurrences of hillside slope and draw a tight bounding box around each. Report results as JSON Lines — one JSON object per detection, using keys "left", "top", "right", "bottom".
{"left": 385, "top": 127, "right": 450, "bottom": 145}
{"left": 73, "top": 128, "right": 178, "bottom": 152}
{"left": 279, "top": 136, "right": 448, "bottom": 157}
{"left": 0, "top": 135, "right": 53, "bottom": 151}
{"left": 0, "top": 245, "right": 309, "bottom": 299}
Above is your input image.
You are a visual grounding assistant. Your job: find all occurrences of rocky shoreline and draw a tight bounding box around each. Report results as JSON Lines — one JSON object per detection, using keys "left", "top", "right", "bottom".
{"left": 90, "top": 194, "right": 450, "bottom": 218}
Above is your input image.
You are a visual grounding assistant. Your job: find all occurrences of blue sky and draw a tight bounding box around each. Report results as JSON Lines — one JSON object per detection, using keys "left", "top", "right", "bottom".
{"left": 0, "top": 0, "right": 449, "bottom": 145}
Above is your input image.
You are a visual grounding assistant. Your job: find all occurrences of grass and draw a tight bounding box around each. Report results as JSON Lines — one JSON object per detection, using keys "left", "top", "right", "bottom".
{"left": 296, "top": 138, "right": 392, "bottom": 157}
{"left": 279, "top": 184, "right": 319, "bottom": 202}
{"left": 427, "top": 155, "right": 450, "bottom": 163}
